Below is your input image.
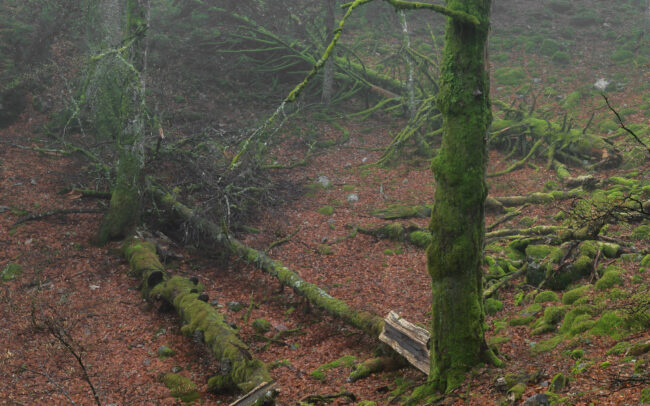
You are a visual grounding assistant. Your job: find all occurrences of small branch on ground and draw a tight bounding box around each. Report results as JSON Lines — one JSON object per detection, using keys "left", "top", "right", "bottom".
{"left": 14, "top": 209, "right": 103, "bottom": 226}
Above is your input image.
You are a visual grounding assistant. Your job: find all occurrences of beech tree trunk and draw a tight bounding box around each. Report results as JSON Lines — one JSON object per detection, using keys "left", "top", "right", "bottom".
{"left": 426, "top": 0, "right": 500, "bottom": 392}
{"left": 95, "top": 0, "right": 148, "bottom": 245}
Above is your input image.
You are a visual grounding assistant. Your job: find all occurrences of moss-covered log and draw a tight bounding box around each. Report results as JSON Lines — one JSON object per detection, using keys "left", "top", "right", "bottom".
{"left": 151, "top": 188, "right": 386, "bottom": 339}
{"left": 121, "top": 238, "right": 271, "bottom": 393}
{"left": 358, "top": 223, "right": 432, "bottom": 248}
{"left": 371, "top": 189, "right": 583, "bottom": 219}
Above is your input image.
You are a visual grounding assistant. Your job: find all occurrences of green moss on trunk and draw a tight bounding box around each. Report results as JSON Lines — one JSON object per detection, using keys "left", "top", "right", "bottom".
{"left": 426, "top": 0, "right": 499, "bottom": 393}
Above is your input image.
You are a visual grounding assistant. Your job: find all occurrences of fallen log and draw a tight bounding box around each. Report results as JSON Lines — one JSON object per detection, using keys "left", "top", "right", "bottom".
{"left": 371, "top": 189, "right": 583, "bottom": 219}
{"left": 121, "top": 238, "right": 272, "bottom": 394}
{"left": 151, "top": 188, "right": 386, "bottom": 339}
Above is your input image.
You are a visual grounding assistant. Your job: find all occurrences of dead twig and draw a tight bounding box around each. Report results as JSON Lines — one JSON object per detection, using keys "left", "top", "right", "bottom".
{"left": 14, "top": 209, "right": 103, "bottom": 226}
{"left": 602, "top": 93, "right": 650, "bottom": 155}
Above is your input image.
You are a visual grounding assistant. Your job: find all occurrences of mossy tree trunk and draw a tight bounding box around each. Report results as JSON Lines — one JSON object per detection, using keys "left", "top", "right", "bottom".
{"left": 95, "top": 0, "right": 148, "bottom": 245}
{"left": 426, "top": 0, "right": 500, "bottom": 392}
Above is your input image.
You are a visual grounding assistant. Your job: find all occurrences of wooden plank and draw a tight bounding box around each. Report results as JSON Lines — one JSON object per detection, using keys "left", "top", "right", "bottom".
{"left": 229, "top": 381, "right": 277, "bottom": 406}
{"left": 379, "top": 311, "right": 430, "bottom": 374}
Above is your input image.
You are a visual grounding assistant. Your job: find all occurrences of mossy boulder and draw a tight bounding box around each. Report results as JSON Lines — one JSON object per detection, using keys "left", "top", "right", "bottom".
{"left": 535, "top": 291, "right": 559, "bottom": 304}
{"left": 595, "top": 268, "right": 623, "bottom": 290}
{"left": 485, "top": 298, "right": 504, "bottom": 315}
{"left": 560, "top": 305, "right": 594, "bottom": 335}
{"left": 408, "top": 231, "right": 432, "bottom": 248}
{"left": 162, "top": 373, "right": 200, "bottom": 402}
{"left": 562, "top": 285, "right": 592, "bottom": 305}
{"left": 590, "top": 311, "right": 626, "bottom": 339}
{"left": 544, "top": 306, "right": 568, "bottom": 325}
{"left": 550, "top": 373, "right": 569, "bottom": 392}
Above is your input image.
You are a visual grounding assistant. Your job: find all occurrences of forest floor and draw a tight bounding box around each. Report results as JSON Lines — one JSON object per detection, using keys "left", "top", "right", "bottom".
{"left": 1, "top": 83, "right": 649, "bottom": 405}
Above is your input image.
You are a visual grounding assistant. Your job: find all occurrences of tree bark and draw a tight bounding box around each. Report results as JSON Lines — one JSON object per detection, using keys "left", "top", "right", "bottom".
{"left": 321, "top": 0, "right": 336, "bottom": 105}
{"left": 426, "top": 0, "right": 500, "bottom": 392}
{"left": 95, "top": 0, "right": 148, "bottom": 245}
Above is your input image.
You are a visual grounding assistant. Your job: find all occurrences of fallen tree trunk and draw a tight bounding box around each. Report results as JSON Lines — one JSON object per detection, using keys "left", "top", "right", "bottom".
{"left": 371, "top": 189, "right": 583, "bottom": 218}
{"left": 121, "top": 238, "right": 272, "bottom": 394}
{"left": 151, "top": 187, "right": 386, "bottom": 339}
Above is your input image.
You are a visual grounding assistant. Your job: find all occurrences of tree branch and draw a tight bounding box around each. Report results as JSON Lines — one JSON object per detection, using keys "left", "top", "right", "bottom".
{"left": 342, "top": 0, "right": 480, "bottom": 26}
{"left": 602, "top": 93, "right": 650, "bottom": 155}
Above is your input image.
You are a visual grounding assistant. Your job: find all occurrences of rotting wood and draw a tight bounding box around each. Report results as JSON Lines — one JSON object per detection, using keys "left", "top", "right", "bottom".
{"left": 121, "top": 238, "right": 272, "bottom": 394}
{"left": 229, "top": 381, "right": 277, "bottom": 406}
{"left": 379, "top": 311, "right": 430, "bottom": 375}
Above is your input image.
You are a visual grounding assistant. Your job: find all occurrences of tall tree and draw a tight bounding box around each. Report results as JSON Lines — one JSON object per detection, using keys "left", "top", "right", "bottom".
{"left": 425, "top": 0, "right": 501, "bottom": 392}
{"left": 95, "top": 0, "right": 149, "bottom": 245}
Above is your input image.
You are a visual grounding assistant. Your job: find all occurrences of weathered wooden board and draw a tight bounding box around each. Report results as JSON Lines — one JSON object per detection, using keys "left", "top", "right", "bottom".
{"left": 379, "top": 311, "right": 430, "bottom": 374}
{"left": 230, "top": 381, "right": 277, "bottom": 406}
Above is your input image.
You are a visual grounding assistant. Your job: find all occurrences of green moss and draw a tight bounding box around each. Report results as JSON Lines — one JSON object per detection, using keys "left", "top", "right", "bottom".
{"left": 318, "top": 244, "right": 333, "bottom": 255}
{"left": 562, "top": 285, "right": 592, "bottom": 305}
{"left": 523, "top": 303, "right": 543, "bottom": 316}
{"left": 162, "top": 373, "right": 200, "bottom": 402}
{"left": 1, "top": 263, "right": 22, "bottom": 282}
{"left": 318, "top": 205, "right": 334, "bottom": 216}
{"left": 507, "top": 383, "right": 526, "bottom": 401}
{"left": 485, "top": 298, "right": 504, "bottom": 315}
{"left": 599, "top": 243, "right": 620, "bottom": 258}
{"left": 526, "top": 244, "right": 554, "bottom": 260}
{"left": 207, "top": 375, "right": 236, "bottom": 393}
{"left": 560, "top": 305, "right": 594, "bottom": 335}
{"left": 550, "top": 373, "right": 569, "bottom": 392}
{"left": 563, "top": 91, "right": 581, "bottom": 109}
{"left": 640, "top": 387, "right": 650, "bottom": 403}
{"left": 595, "top": 269, "right": 623, "bottom": 290}
{"left": 544, "top": 306, "right": 568, "bottom": 325}
{"left": 606, "top": 341, "right": 629, "bottom": 355}
{"left": 356, "top": 401, "right": 376, "bottom": 406}
{"left": 579, "top": 241, "right": 598, "bottom": 258}
{"left": 158, "top": 345, "right": 175, "bottom": 359}
{"left": 494, "top": 67, "right": 527, "bottom": 86}
{"left": 252, "top": 318, "right": 271, "bottom": 334}
{"left": 371, "top": 204, "right": 431, "bottom": 219}
{"left": 509, "top": 315, "right": 535, "bottom": 326}
{"left": 535, "top": 291, "right": 559, "bottom": 304}
{"left": 514, "top": 292, "right": 524, "bottom": 306}
{"left": 641, "top": 254, "right": 650, "bottom": 268}
{"left": 539, "top": 39, "right": 561, "bottom": 56}
{"left": 570, "top": 349, "right": 584, "bottom": 359}
{"left": 590, "top": 311, "right": 626, "bottom": 339}
{"left": 310, "top": 355, "right": 356, "bottom": 381}
{"left": 611, "top": 49, "right": 635, "bottom": 64}
{"left": 408, "top": 231, "right": 432, "bottom": 248}
{"left": 531, "top": 335, "right": 563, "bottom": 355}
{"left": 599, "top": 119, "right": 620, "bottom": 133}
{"left": 632, "top": 225, "right": 650, "bottom": 241}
